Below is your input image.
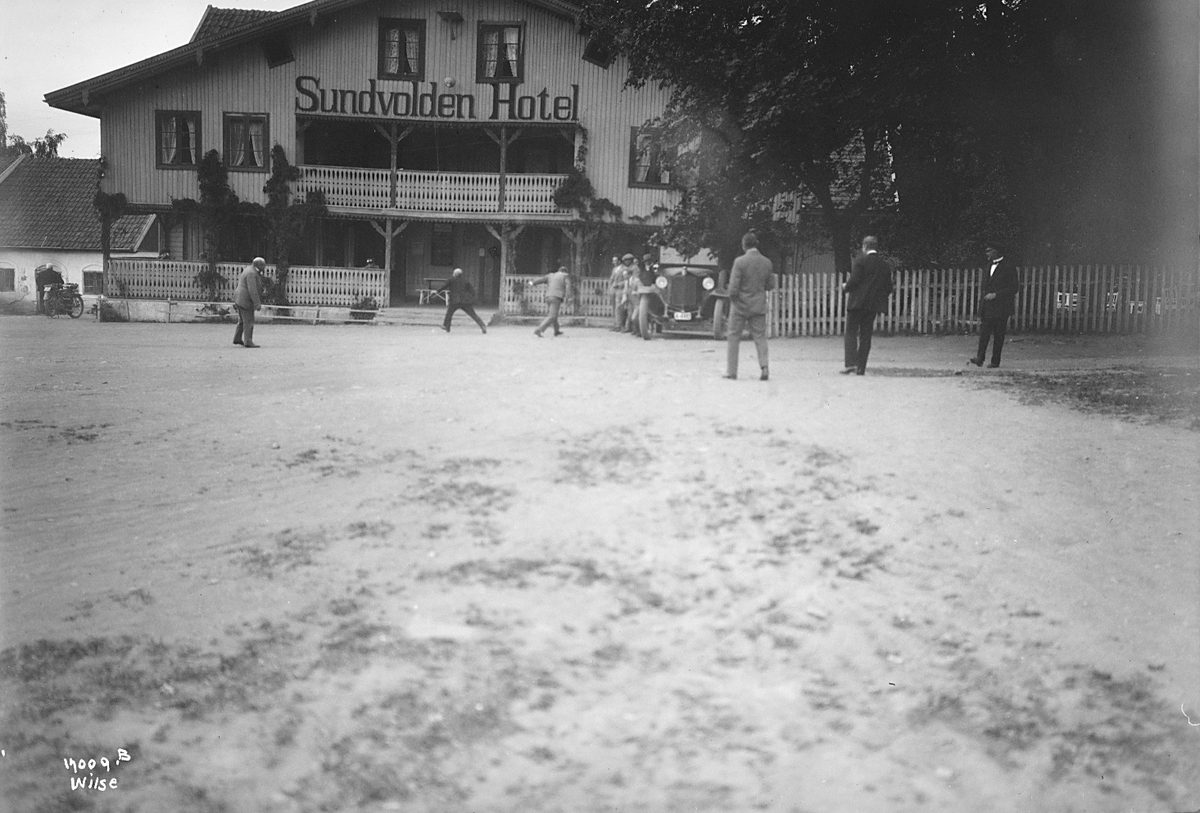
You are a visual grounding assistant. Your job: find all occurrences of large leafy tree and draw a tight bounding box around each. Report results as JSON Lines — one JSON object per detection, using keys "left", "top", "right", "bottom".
{"left": 582, "top": 0, "right": 970, "bottom": 272}
{"left": 582, "top": 0, "right": 1189, "bottom": 269}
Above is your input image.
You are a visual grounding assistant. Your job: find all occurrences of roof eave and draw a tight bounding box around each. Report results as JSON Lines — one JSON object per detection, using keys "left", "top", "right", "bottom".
{"left": 45, "top": 0, "right": 582, "bottom": 116}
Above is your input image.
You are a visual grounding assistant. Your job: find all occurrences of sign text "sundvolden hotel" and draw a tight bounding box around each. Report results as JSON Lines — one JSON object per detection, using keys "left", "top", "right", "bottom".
{"left": 295, "top": 77, "right": 581, "bottom": 122}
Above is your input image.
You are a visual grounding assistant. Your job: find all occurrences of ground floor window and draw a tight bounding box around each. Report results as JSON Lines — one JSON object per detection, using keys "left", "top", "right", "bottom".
{"left": 0, "top": 265, "right": 14, "bottom": 292}
{"left": 83, "top": 266, "right": 104, "bottom": 295}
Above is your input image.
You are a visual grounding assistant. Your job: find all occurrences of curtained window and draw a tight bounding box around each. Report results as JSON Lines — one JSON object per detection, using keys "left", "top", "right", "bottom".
{"left": 155, "top": 111, "right": 200, "bottom": 168}
{"left": 379, "top": 18, "right": 425, "bottom": 80}
{"left": 224, "top": 113, "right": 268, "bottom": 171}
{"left": 478, "top": 23, "right": 523, "bottom": 83}
{"left": 629, "top": 127, "right": 671, "bottom": 187}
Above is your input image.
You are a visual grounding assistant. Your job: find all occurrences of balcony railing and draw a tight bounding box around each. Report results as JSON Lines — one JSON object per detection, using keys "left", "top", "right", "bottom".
{"left": 295, "top": 166, "right": 570, "bottom": 216}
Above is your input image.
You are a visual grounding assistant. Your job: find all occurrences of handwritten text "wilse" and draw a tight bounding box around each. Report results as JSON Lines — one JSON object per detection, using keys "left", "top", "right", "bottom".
{"left": 63, "top": 748, "right": 132, "bottom": 792}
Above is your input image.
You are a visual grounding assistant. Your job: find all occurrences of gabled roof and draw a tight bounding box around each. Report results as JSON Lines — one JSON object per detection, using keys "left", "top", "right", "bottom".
{"left": 191, "top": 6, "right": 277, "bottom": 42}
{"left": 45, "top": 0, "right": 583, "bottom": 118}
{"left": 0, "top": 157, "right": 154, "bottom": 252}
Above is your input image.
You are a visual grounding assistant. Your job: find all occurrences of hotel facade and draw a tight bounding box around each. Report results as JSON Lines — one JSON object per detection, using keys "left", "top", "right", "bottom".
{"left": 46, "top": 0, "right": 676, "bottom": 307}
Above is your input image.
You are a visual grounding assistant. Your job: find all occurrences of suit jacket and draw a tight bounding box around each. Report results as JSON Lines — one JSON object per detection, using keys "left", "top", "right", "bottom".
{"left": 437, "top": 274, "right": 476, "bottom": 306}
{"left": 234, "top": 266, "right": 263, "bottom": 310}
{"left": 844, "top": 251, "right": 894, "bottom": 313}
{"left": 533, "top": 270, "right": 570, "bottom": 300}
{"left": 728, "top": 248, "right": 775, "bottom": 316}
{"left": 979, "top": 259, "right": 1019, "bottom": 320}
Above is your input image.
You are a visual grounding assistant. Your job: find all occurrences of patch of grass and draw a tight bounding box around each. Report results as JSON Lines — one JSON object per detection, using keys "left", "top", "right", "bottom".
{"left": 978, "top": 366, "right": 1200, "bottom": 429}
{"left": 237, "top": 527, "right": 330, "bottom": 578}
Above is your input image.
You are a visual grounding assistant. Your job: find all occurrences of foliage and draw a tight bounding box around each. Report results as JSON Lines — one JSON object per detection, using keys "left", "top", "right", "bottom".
{"left": 1, "top": 91, "right": 68, "bottom": 158}
{"left": 581, "top": 0, "right": 1182, "bottom": 269}
{"left": 262, "top": 145, "right": 327, "bottom": 305}
{"left": 172, "top": 151, "right": 259, "bottom": 299}
{"left": 349, "top": 295, "right": 379, "bottom": 320}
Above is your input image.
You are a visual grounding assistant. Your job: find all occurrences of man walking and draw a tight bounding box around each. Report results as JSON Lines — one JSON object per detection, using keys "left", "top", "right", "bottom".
{"left": 233, "top": 257, "right": 266, "bottom": 348}
{"left": 725, "top": 232, "right": 775, "bottom": 380}
{"left": 841, "top": 235, "right": 894, "bottom": 375}
{"left": 437, "top": 268, "right": 487, "bottom": 333}
{"left": 531, "top": 265, "right": 570, "bottom": 337}
{"left": 969, "top": 242, "right": 1019, "bottom": 368}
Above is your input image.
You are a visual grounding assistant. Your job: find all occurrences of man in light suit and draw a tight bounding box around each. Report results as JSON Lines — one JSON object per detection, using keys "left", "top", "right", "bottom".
{"left": 841, "top": 235, "right": 895, "bottom": 375}
{"left": 233, "top": 257, "right": 265, "bottom": 348}
{"left": 725, "top": 232, "right": 775, "bottom": 381}
{"left": 969, "top": 242, "right": 1020, "bottom": 368}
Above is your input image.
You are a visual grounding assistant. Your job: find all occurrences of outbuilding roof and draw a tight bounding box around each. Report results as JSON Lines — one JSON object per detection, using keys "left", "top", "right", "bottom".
{"left": 0, "top": 156, "right": 154, "bottom": 252}
{"left": 46, "top": 0, "right": 583, "bottom": 118}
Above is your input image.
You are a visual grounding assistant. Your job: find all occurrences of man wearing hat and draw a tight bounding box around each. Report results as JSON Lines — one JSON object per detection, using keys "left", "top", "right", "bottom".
{"left": 609, "top": 255, "right": 631, "bottom": 331}
{"left": 618, "top": 253, "right": 640, "bottom": 334}
{"left": 233, "top": 257, "right": 266, "bottom": 347}
{"left": 969, "top": 242, "right": 1019, "bottom": 368}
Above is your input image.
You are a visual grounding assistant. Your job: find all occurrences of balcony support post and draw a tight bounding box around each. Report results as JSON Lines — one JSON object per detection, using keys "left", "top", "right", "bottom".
{"left": 487, "top": 223, "right": 524, "bottom": 305}
{"left": 486, "top": 126, "right": 523, "bottom": 213}
{"left": 370, "top": 218, "right": 408, "bottom": 305}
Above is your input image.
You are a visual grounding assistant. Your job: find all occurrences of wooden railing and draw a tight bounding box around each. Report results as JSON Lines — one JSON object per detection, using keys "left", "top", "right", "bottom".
{"left": 501, "top": 275, "right": 611, "bottom": 318}
{"left": 296, "top": 166, "right": 569, "bottom": 215}
{"left": 105, "top": 259, "right": 387, "bottom": 307}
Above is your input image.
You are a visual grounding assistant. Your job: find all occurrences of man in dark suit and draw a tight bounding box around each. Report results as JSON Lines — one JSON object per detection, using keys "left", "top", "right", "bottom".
{"left": 841, "top": 235, "right": 894, "bottom": 375}
{"left": 725, "top": 231, "right": 775, "bottom": 380}
{"left": 969, "top": 242, "right": 1019, "bottom": 368}
{"left": 438, "top": 268, "right": 487, "bottom": 333}
{"left": 232, "top": 257, "right": 265, "bottom": 348}
{"left": 35, "top": 265, "right": 64, "bottom": 314}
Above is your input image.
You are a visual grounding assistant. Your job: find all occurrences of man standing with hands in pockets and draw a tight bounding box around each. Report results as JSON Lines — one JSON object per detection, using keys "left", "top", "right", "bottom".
{"left": 969, "top": 242, "right": 1019, "bottom": 368}
{"left": 724, "top": 232, "right": 775, "bottom": 381}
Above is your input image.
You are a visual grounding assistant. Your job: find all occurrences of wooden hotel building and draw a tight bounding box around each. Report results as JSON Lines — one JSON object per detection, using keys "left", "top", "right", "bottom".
{"left": 45, "top": 0, "right": 676, "bottom": 308}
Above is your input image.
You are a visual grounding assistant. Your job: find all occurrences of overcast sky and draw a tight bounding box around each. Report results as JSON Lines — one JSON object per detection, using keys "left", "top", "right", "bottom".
{"left": 0, "top": 0, "right": 301, "bottom": 158}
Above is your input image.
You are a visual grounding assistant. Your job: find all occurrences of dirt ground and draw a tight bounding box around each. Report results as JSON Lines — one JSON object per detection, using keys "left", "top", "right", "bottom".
{"left": 1, "top": 314, "right": 1198, "bottom": 813}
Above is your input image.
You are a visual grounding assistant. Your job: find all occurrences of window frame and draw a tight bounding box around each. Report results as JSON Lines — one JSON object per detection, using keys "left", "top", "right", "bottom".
{"left": 628, "top": 126, "right": 672, "bottom": 188}
{"left": 0, "top": 265, "right": 14, "bottom": 293}
{"left": 378, "top": 18, "right": 427, "bottom": 81}
{"left": 476, "top": 21, "right": 525, "bottom": 84}
{"left": 223, "top": 112, "right": 270, "bottom": 173}
{"left": 82, "top": 266, "right": 104, "bottom": 296}
{"left": 155, "top": 110, "right": 202, "bottom": 170}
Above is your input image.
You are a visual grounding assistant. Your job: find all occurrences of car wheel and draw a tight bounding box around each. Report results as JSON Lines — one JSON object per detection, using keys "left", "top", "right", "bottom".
{"left": 712, "top": 298, "right": 727, "bottom": 340}
{"left": 639, "top": 296, "right": 652, "bottom": 340}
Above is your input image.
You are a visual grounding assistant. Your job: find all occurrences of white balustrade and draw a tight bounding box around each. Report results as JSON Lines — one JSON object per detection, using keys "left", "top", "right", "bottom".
{"left": 297, "top": 166, "right": 568, "bottom": 214}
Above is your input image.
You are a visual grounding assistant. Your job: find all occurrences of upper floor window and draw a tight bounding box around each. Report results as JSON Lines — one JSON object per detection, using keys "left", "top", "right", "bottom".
{"left": 629, "top": 127, "right": 671, "bottom": 188}
{"left": 156, "top": 111, "right": 200, "bottom": 168}
{"left": 477, "top": 22, "right": 524, "bottom": 83}
{"left": 224, "top": 113, "right": 268, "bottom": 171}
{"left": 379, "top": 18, "right": 425, "bottom": 80}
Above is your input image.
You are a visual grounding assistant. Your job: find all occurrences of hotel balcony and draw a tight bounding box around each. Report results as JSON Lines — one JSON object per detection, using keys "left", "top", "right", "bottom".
{"left": 295, "top": 166, "right": 572, "bottom": 220}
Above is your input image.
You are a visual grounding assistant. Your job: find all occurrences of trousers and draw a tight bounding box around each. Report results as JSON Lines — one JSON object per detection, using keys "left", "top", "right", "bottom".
{"left": 726, "top": 310, "right": 768, "bottom": 377}
{"left": 844, "top": 308, "right": 879, "bottom": 372}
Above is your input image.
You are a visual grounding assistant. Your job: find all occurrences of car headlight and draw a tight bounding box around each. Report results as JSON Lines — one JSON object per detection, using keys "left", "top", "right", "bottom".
{"left": 655, "top": 276, "right": 668, "bottom": 289}
{"left": 701, "top": 276, "right": 716, "bottom": 290}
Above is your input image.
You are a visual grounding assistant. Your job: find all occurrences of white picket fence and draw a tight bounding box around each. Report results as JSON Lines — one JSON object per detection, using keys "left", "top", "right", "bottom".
{"left": 106, "top": 259, "right": 387, "bottom": 308}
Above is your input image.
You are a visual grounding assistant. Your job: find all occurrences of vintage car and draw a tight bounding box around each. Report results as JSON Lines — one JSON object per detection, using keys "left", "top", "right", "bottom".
{"left": 635, "top": 262, "right": 729, "bottom": 339}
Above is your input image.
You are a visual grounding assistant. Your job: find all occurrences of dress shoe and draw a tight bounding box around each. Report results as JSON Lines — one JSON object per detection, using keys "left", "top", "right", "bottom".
{"left": 840, "top": 367, "right": 856, "bottom": 375}
{"left": 244, "top": 343, "right": 259, "bottom": 348}
{"left": 533, "top": 330, "right": 543, "bottom": 338}
{"left": 480, "top": 327, "right": 487, "bottom": 334}
{"left": 724, "top": 373, "right": 736, "bottom": 380}
{"left": 442, "top": 325, "right": 450, "bottom": 332}
{"left": 855, "top": 369, "right": 865, "bottom": 376}
{"left": 233, "top": 339, "right": 244, "bottom": 345}
{"left": 967, "top": 357, "right": 983, "bottom": 367}
{"left": 760, "top": 368, "right": 769, "bottom": 381}
{"left": 987, "top": 362, "right": 1000, "bottom": 368}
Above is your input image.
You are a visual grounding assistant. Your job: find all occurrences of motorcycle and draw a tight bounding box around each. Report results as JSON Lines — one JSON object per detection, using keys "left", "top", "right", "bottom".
{"left": 45, "top": 282, "right": 85, "bottom": 318}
